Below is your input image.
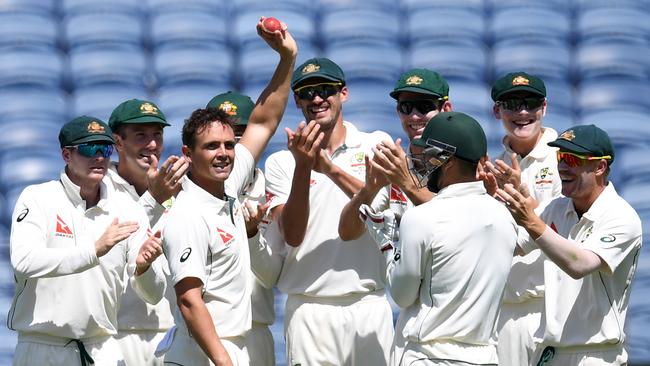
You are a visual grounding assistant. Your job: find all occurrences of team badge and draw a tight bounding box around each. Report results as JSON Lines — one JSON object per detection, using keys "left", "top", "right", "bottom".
{"left": 55, "top": 215, "right": 74, "bottom": 238}
{"left": 219, "top": 101, "right": 238, "bottom": 116}
{"left": 559, "top": 130, "right": 576, "bottom": 141}
{"left": 302, "top": 63, "right": 320, "bottom": 74}
{"left": 140, "top": 102, "right": 159, "bottom": 115}
{"left": 535, "top": 167, "right": 554, "bottom": 185}
{"left": 512, "top": 76, "right": 530, "bottom": 86}
{"left": 87, "top": 121, "right": 105, "bottom": 134}
{"left": 405, "top": 75, "right": 423, "bottom": 85}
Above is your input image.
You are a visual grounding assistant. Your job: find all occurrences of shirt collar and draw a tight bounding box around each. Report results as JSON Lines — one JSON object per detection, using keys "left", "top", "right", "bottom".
{"left": 436, "top": 181, "right": 487, "bottom": 199}
{"left": 582, "top": 182, "right": 618, "bottom": 222}
{"left": 503, "top": 127, "right": 558, "bottom": 160}
{"left": 60, "top": 170, "right": 110, "bottom": 212}
{"left": 107, "top": 162, "right": 140, "bottom": 200}
{"left": 342, "top": 121, "right": 362, "bottom": 149}
{"left": 183, "top": 177, "right": 234, "bottom": 213}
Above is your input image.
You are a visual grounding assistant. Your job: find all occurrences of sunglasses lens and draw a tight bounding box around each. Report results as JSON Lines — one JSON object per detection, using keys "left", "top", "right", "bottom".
{"left": 298, "top": 85, "right": 338, "bottom": 100}
{"left": 501, "top": 98, "right": 544, "bottom": 111}
{"left": 398, "top": 101, "right": 413, "bottom": 114}
{"left": 557, "top": 152, "right": 581, "bottom": 167}
{"left": 77, "top": 143, "right": 113, "bottom": 158}
{"left": 398, "top": 100, "right": 438, "bottom": 115}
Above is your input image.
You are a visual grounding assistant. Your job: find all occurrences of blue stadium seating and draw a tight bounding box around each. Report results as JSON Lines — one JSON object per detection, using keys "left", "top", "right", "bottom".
{"left": 63, "top": 12, "right": 145, "bottom": 51}
{"left": 71, "top": 84, "right": 151, "bottom": 121}
{"left": 0, "top": 0, "right": 57, "bottom": 16}
{"left": 0, "top": 151, "right": 62, "bottom": 195}
{"left": 544, "top": 80, "right": 574, "bottom": 116}
{"left": 575, "top": 80, "right": 650, "bottom": 117}
{"left": 0, "top": 119, "right": 63, "bottom": 159}
{"left": 575, "top": 6, "right": 650, "bottom": 45}
{"left": 401, "top": 0, "right": 485, "bottom": 13}
{"left": 574, "top": 43, "right": 650, "bottom": 81}
{"left": 326, "top": 40, "right": 404, "bottom": 84}
{"left": 69, "top": 47, "right": 149, "bottom": 89}
{"left": 232, "top": 9, "right": 315, "bottom": 49}
{"left": 315, "top": 0, "right": 398, "bottom": 13}
{"left": 407, "top": 8, "right": 486, "bottom": 49}
{"left": 60, "top": 0, "right": 143, "bottom": 16}
{"left": 409, "top": 43, "right": 488, "bottom": 82}
{"left": 542, "top": 112, "right": 575, "bottom": 136}
{"left": 576, "top": 110, "right": 650, "bottom": 149}
{"left": 153, "top": 46, "right": 233, "bottom": 88}
{"left": 0, "top": 12, "right": 59, "bottom": 50}
{"left": 145, "top": 0, "right": 224, "bottom": 15}
{"left": 237, "top": 42, "right": 318, "bottom": 89}
{"left": 0, "top": 48, "right": 65, "bottom": 89}
{"left": 487, "top": 0, "right": 572, "bottom": 14}
{"left": 320, "top": 8, "right": 401, "bottom": 49}
{"left": 617, "top": 146, "right": 650, "bottom": 187}
{"left": 491, "top": 44, "right": 572, "bottom": 84}
{"left": 489, "top": 7, "right": 571, "bottom": 47}
{"left": 448, "top": 80, "right": 493, "bottom": 120}
{"left": 0, "top": 87, "right": 68, "bottom": 123}
{"left": 150, "top": 11, "right": 228, "bottom": 51}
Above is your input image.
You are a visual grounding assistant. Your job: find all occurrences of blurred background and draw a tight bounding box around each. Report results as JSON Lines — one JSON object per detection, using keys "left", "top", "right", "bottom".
{"left": 0, "top": 0, "right": 649, "bottom": 364}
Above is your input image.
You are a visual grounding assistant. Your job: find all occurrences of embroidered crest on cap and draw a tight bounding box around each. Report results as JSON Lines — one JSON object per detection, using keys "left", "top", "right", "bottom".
{"left": 87, "top": 121, "right": 105, "bottom": 133}
{"left": 140, "top": 102, "right": 159, "bottom": 115}
{"left": 512, "top": 76, "right": 530, "bottom": 86}
{"left": 406, "top": 75, "right": 423, "bottom": 85}
{"left": 219, "top": 101, "right": 238, "bottom": 116}
{"left": 302, "top": 63, "right": 320, "bottom": 74}
{"left": 559, "top": 130, "right": 576, "bottom": 141}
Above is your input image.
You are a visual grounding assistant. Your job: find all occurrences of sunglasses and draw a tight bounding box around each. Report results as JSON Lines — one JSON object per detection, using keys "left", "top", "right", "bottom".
{"left": 556, "top": 151, "right": 612, "bottom": 168}
{"left": 397, "top": 99, "right": 441, "bottom": 115}
{"left": 497, "top": 97, "right": 545, "bottom": 111}
{"left": 294, "top": 82, "right": 342, "bottom": 100}
{"left": 67, "top": 143, "right": 114, "bottom": 158}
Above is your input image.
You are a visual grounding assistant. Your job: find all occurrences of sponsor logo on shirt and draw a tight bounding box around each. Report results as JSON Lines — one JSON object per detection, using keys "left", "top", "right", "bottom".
{"left": 180, "top": 247, "right": 192, "bottom": 262}
{"left": 217, "top": 228, "right": 234, "bottom": 245}
{"left": 55, "top": 215, "right": 74, "bottom": 238}
{"left": 601, "top": 234, "right": 616, "bottom": 243}
{"left": 389, "top": 184, "right": 408, "bottom": 204}
{"left": 16, "top": 207, "right": 29, "bottom": 222}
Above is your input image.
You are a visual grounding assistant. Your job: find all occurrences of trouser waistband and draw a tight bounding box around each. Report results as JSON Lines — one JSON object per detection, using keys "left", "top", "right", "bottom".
{"left": 18, "top": 332, "right": 108, "bottom": 366}
{"left": 288, "top": 289, "right": 386, "bottom": 306}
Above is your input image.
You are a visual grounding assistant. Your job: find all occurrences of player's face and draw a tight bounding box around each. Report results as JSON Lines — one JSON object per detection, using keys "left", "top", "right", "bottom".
{"left": 294, "top": 82, "right": 348, "bottom": 133}
{"left": 115, "top": 124, "right": 164, "bottom": 173}
{"left": 396, "top": 92, "right": 444, "bottom": 141}
{"left": 557, "top": 154, "right": 600, "bottom": 200}
{"left": 494, "top": 92, "right": 546, "bottom": 144}
{"left": 184, "top": 121, "right": 236, "bottom": 186}
{"left": 63, "top": 143, "right": 112, "bottom": 186}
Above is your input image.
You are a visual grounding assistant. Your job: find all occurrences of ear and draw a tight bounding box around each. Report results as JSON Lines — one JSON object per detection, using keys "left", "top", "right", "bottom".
{"left": 541, "top": 99, "right": 548, "bottom": 117}
{"left": 61, "top": 148, "right": 71, "bottom": 163}
{"left": 338, "top": 86, "right": 349, "bottom": 103}
{"left": 441, "top": 100, "right": 453, "bottom": 112}
{"left": 181, "top": 145, "right": 192, "bottom": 163}
{"left": 113, "top": 133, "right": 124, "bottom": 152}
{"left": 493, "top": 103, "right": 502, "bottom": 119}
{"left": 293, "top": 93, "right": 301, "bottom": 109}
{"left": 594, "top": 159, "right": 608, "bottom": 177}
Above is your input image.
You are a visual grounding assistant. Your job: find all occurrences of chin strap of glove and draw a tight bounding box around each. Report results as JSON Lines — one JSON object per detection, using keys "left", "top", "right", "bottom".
{"left": 359, "top": 204, "right": 398, "bottom": 253}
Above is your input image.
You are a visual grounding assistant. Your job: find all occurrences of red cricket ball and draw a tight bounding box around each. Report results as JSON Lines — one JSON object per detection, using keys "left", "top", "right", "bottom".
{"left": 262, "top": 17, "right": 283, "bottom": 33}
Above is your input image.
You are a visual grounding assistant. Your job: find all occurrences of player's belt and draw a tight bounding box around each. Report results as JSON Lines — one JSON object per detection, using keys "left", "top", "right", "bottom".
{"left": 66, "top": 339, "right": 94, "bottom": 366}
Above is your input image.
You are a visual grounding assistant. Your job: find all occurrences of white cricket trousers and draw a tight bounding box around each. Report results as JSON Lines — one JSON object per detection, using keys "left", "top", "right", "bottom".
{"left": 242, "top": 322, "right": 275, "bottom": 366}
{"left": 115, "top": 329, "right": 167, "bottom": 366}
{"left": 13, "top": 332, "right": 123, "bottom": 366}
{"left": 284, "top": 290, "right": 393, "bottom": 366}
{"left": 163, "top": 325, "right": 249, "bottom": 366}
{"left": 496, "top": 297, "right": 544, "bottom": 366}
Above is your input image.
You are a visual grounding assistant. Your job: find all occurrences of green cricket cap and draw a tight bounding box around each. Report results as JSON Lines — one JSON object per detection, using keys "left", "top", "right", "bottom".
{"left": 59, "top": 116, "right": 115, "bottom": 148}
{"left": 206, "top": 91, "right": 255, "bottom": 125}
{"left": 412, "top": 111, "right": 487, "bottom": 163}
{"left": 291, "top": 57, "right": 346, "bottom": 90}
{"left": 549, "top": 124, "right": 615, "bottom": 165}
{"left": 491, "top": 71, "right": 546, "bottom": 101}
{"left": 108, "top": 99, "right": 170, "bottom": 130}
{"left": 390, "top": 68, "right": 449, "bottom": 100}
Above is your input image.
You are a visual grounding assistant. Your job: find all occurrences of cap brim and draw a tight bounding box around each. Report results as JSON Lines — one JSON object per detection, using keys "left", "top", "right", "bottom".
{"left": 390, "top": 86, "right": 442, "bottom": 100}
{"left": 73, "top": 134, "right": 116, "bottom": 145}
{"left": 494, "top": 86, "right": 545, "bottom": 100}
{"left": 547, "top": 139, "right": 592, "bottom": 155}
{"left": 119, "top": 115, "right": 171, "bottom": 126}
{"left": 292, "top": 74, "right": 344, "bottom": 89}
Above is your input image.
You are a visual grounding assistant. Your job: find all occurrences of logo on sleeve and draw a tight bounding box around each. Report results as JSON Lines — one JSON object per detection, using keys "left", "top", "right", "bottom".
{"left": 180, "top": 247, "right": 192, "bottom": 262}
{"left": 55, "top": 215, "right": 74, "bottom": 238}
{"left": 16, "top": 208, "right": 29, "bottom": 222}
{"left": 600, "top": 235, "right": 616, "bottom": 243}
{"left": 217, "top": 228, "right": 234, "bottom": 245}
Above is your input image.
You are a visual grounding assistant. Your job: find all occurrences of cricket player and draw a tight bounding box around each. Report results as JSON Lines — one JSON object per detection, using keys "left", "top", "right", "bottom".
{"left": 161, "top": 21, "right": 297, "bottom": 365}
{"left": 107, "top": 98, "right": 189, "bottom": 365}
{"left": 385, "top": 112, "right": 519, "bottom": 365}
{"left": 496, "top": 124, "right": 642, "bottom": 365}
{"left": 9, "top": 116, "right": 166, "bottom": 366}
{"left": 209, "top": 91, "right": 283, "bottom": 366}
{"left": 485, "top": 72, "right": 562, "bottom": 366}
{"left": 264, "top": 57, "right": 394, "bottom": 366}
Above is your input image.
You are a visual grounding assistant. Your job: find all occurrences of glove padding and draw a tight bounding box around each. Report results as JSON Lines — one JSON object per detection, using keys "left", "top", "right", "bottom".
{"left": 359, "top": 204, "right": 397, "bottom": 253}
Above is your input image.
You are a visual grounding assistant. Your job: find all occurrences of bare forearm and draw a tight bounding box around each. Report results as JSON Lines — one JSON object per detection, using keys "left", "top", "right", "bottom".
{"left": 324, "top": 165, "right": 365, "bottom": 198}
{"left": 339, "top": 186, "right": 381, "bottom": 241}
{"left": 179, "top": 301, "right": 231, "bottom": 365}
{"left": 281, "top": 166, "right": 311, "bottom": 246}
{"left": 534, "top": 227, "right": 605, "bottom": 279}
{"left": 400, "top": 179, "right": 433, "bottom": 205}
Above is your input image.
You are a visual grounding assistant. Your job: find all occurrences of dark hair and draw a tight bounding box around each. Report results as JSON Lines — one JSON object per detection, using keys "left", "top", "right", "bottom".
{"left": 182, "top": 108, "right": 235, "bottom": 148}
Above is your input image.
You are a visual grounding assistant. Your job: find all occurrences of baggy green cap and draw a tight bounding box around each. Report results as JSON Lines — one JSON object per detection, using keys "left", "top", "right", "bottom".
{"left": 59, "top": 115, "right": 115, "bottom": 147}
{"left": 549, "top": 124, "right": 615, "bottom": 165}
{"left": 491, "top": 71, "right": 546, "bottom": 101}
{"left": 412, "top": 111, "right": 487, "bottom": 163}
{"left": 206, "top": 91, "right": 255, "bottom": 125}
{"left": 390, "top": 68, "right": 449, "bottom": 100}
{"left": 108, "top": 99, "right": 170, "bottom": 130}
{"left": 291, "top": 57, "right": 346, "bottom": 90}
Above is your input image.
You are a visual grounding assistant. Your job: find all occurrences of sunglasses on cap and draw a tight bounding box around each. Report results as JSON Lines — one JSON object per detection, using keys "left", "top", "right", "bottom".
{"left": 556, "top": 151, "right": 611, "bottom": 168}
{"left": 497, "top": 97, "right": 545, "bottom": 111}
{"left": 67, "top": 143, "right": 114, "bottom": 158}
{"left": 397, "top": 99, "right": 442, "bottom": 115}
{"left": 294, "top": 82, "right": 342, "bottom": 100}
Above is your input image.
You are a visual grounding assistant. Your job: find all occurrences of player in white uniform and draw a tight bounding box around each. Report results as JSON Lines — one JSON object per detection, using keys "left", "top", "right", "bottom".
{"left": 338, "top": 68, "right": 453, "bottom": 363}
{"left": 380, "top": 112, "right": 519, "bottom": 366}
{"left": 265, "top": 57, "right": 394, "bottom": 366}
{"left": 484, "top": 72, "right": 563, "bottom": 366}
{"left": 162, "top": 23, "right": 297, "bottom": 366}
{"left": 9, "top": 116, "right": 166, "bottom": 366}
{"left": 497, "top": 125, "right": 642, "bottom": 366}
{"left": 209, "top": 91, "right": 281, "bottom": 366}
{"left": 106, "top": 99, "right": 190, "bottom": 366}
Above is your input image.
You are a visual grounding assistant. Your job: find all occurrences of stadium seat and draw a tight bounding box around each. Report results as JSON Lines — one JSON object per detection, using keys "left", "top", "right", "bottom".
{"left": 69, "top": 47, "right": 149, "bottom": 89}
{"left": 145, "top": 0, "right": 222, "bottom": 15}
{"left": 237, "top": 42, "right": 318, "bottom": 89}
{"left": 616, "top": 146, "right": 650, "bottom": 187}
{"left": 150, "top": 11, "right": 228, "bottom": 51}
{"left": 153, "top": 46, "right": 233, "bottom": 88}
{"left": 448, "top": 80, "right": 493, "bottom": 120}
{"left": 60, "top": 0, "right": 142, "bottom": 16}
{"left": 0, "top": 0, "right": 57, "bottom": 16}
{"left": 340, "top": 80, "right": 396, "bottom": 126}
{"left": 401, "top": 0, "right": 485, "bottom": 13}
{"left": 320, "top": 8, "right": 401, "bottom": 49}
{"left": 0, "top": 12, "right": 59, "bottom": 50}
{"left": 155, "top": 82, "right": 230, "bottom": 133}
{"left": 542, "top": 112, "right": 575, "bottom": 136}
{"left": 326, "top": 41, "right": 403, "bottom": 84}
{"left": 314, "top": 0, "right": 398, "bottom": 13}
{"left": 232, "top": 9, "right": 315, "bottom": 49}
{"left": 0, "top": 48, "right": 65, "bottom": 89}
{"left": 491, "top": 44, "right": 572, "bottom": 84}
{"left": 489, "top": 7, "right": 571, "bottom": 47}
{"left": 71, "top": 84, "right": 151, "bottom": 121}
{"left": 574, "top": 43, "right": 650, "bottom": 81}
{"left": 575, "top": 80, "right": 650, "bottom": 117}
{"left": 0, "top": 88, "right": 68, "bottom": 123}
{"left": 408, "top": 8, "right": 486, "bottom": 49}
{"left": 544, "top": 80, "right": 574, "bottom": 116}
{"left": 575, "top": 6, "right": 650, "bottom": 45}
{"left": 0, "top": 119, "right": 62, "bottom": 158}
{"left": 409, "top": 43, "right": 488, "bottom": 82}
{"left": 576, "top": 109, "right": 650, "bottom": 148}
{"left": 0, "top": 151, "right": 62, "bottom": 194}
{"left": 63, "top": 12, "right": 145, "bottom": 51}
{"left": 487, "top": 0, "right": 572, "bottom": 14}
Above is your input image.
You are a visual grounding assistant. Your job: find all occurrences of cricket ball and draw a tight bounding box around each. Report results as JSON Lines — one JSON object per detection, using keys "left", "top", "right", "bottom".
{"left": 262, "top": 17, "right": 283, "bottom": 33}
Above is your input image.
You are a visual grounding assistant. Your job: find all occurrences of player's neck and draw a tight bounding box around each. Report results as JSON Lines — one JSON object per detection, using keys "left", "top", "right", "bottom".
{"left": 507, "top": 132, "right": 542, "bottom": 157}
{"left": 117, "top": 163, "right": 148, "bottom": 196}
{"left": 323, "top": 119, "right": 346, "bottom": 155}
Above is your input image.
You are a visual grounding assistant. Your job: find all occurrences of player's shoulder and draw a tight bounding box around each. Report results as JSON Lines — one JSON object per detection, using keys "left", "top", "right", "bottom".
{"left": 265, "top": 150, "right": 293, "bottom": 170}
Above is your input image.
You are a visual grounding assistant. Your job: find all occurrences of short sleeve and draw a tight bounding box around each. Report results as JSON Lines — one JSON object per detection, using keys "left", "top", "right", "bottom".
{"left": 581, "top": 214, "right": 642, "bottom": 274}
{"left": 264, "top": 152, "right": 293, "bottom": 209}
{"left": 163, "top": 211, "right": 210, "bottom": 285}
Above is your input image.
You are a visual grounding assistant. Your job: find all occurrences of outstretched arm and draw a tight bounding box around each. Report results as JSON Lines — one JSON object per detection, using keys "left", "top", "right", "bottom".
{"left": 239, "top": 18, "right": 298, "bottom": 163}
